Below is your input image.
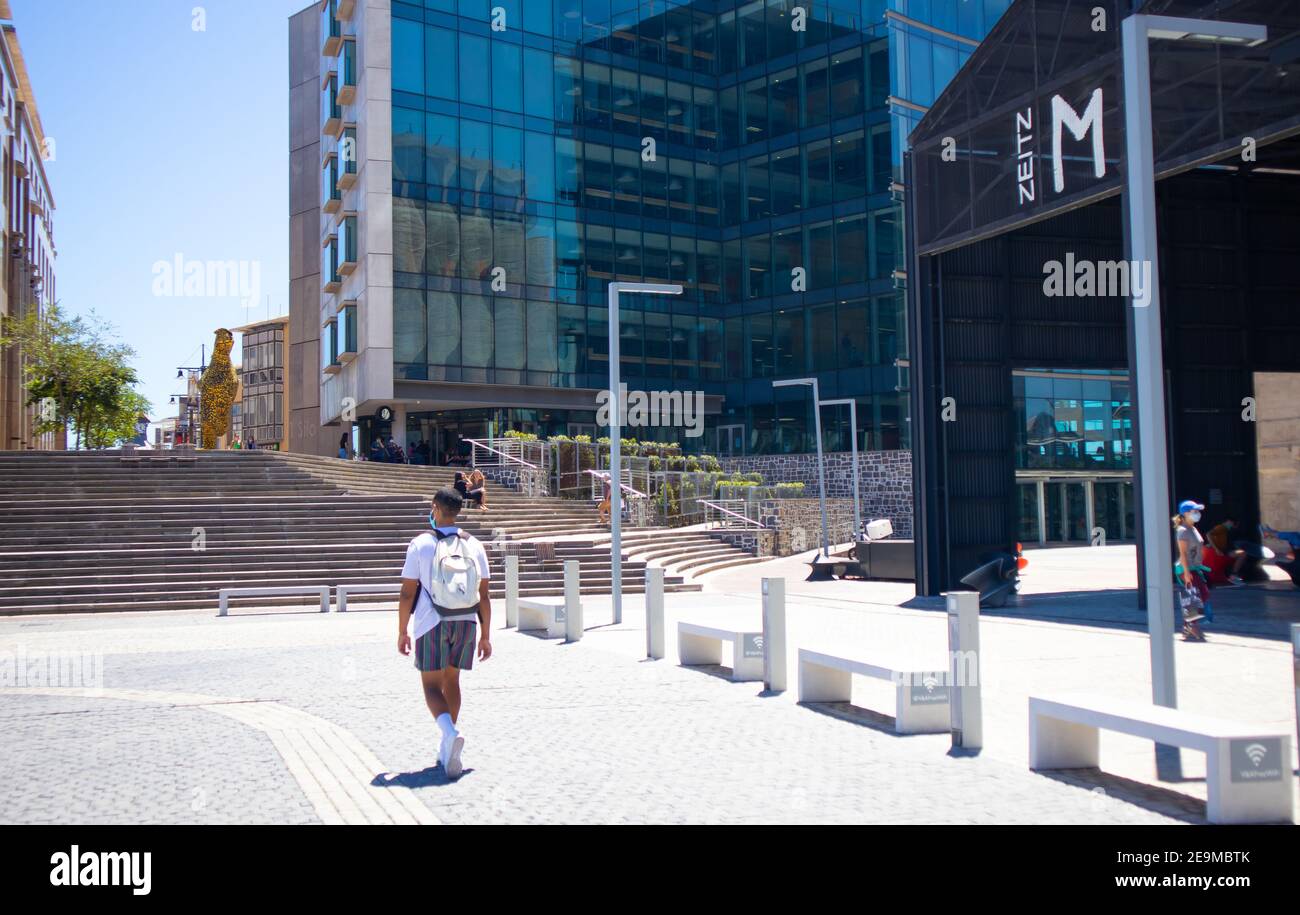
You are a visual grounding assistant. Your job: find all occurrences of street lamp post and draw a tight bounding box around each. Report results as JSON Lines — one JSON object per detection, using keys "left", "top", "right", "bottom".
{"left": 820, "top": 398, "right": 860, "bottom": 540}
{"left": 1121, "top": 13, "right": 1267, "bottom": 711}
{"left": 607, "top": 282, "right": 682, "bottom": 625}
{"left": 772, "top": 378, "right": 829, "bottom": 558}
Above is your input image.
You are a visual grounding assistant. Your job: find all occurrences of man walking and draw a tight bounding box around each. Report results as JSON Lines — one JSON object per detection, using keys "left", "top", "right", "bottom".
{"left": 397, "top": 488, "right": 492, "bottom": 777}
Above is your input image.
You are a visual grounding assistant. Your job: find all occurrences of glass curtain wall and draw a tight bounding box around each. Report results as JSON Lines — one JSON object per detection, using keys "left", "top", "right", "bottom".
{"left": 389, "top": 1, "right": 1012, "bottom": 452}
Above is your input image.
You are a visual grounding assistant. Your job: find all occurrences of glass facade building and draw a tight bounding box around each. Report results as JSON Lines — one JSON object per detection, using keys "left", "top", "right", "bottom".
{"left": 318, "top": 1, "right": 1011, "bottom": 455}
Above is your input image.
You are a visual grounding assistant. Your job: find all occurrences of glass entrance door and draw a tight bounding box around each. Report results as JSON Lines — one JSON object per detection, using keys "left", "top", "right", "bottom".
{"left": 1019, "top": 477, "right": 1134, "bottom": 544}
{"left": 717, "top": 424, "right": 745, "bottom": 455}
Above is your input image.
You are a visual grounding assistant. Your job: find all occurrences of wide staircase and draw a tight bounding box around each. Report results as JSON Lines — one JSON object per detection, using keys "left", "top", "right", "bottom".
{"left": 0, "top": 449, "right": 719, "bottom": 615}
{"left": 603, "top": 528, "right": 769, "bottom": 578}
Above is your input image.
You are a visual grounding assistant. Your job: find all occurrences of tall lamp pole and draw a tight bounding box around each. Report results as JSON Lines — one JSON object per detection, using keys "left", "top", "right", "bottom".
{"left": 607, "top": 282, "right": 682, "bottom": 625}
{"left": 773, "top": 378, "right": 829, "bottom": 558}
{"left": 820, "top": 398, "right": 860, "bottom": 540}
{"left": 1121, "top": 13, "right": 1266, "bottom": 711}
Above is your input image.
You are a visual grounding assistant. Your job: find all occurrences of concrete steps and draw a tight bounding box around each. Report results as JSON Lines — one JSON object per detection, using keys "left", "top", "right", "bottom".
{"left": 0, "top": 449, "right": 701, "bottom": 614}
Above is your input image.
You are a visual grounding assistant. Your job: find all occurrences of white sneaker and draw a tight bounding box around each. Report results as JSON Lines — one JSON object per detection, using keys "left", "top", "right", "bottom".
{"left": 445, "top": 735, "right": 465, "bottom": 779}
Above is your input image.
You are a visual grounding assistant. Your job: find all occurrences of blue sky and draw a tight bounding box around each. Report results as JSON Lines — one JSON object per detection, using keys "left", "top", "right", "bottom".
{"left": 11, "top": 0, "right": 313, "bottom": 427}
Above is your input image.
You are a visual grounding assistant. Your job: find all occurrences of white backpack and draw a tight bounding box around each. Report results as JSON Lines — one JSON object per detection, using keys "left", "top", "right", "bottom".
{"left": 426, "top": 530, "right": 481, "bottom": 610}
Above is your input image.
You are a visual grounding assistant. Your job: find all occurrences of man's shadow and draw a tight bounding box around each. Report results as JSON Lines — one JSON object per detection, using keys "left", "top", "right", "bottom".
{"left": 371, "top": 765, "right": 472, "bottom": 788}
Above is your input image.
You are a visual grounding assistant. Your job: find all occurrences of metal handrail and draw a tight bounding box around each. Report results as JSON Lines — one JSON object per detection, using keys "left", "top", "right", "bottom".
{"left": 700, "top": 499, "right": 767, "bottom": 529}
{"left": 464, "top": 438, "right": 538, "bottom": 470}
{"left": 586, "top": 469, "right": 647, "bottom": 499}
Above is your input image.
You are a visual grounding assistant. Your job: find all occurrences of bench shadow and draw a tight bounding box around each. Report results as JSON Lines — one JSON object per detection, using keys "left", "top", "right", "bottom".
{"left": 799, "top": 699, "right": 930, "bottom": 737}
{"left": 1033, "top": 768, "right": 1207, "bottom": 824}
{"left": 679, "top": 662, "right": 749, "bottom": 684}
{"left": 372, "top": 765, "right": 474, "bottom": 789}
{"left": 516, "top": 629, "right": 562, "bottom": 641}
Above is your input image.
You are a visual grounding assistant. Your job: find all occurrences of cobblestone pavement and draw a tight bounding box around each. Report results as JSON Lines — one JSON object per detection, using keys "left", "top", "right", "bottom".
{"left": 2, "top": 590, "right": 1255, "bottom": 825}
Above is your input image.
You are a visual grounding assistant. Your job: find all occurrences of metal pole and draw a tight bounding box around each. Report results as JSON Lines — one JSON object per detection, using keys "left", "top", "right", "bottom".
{"left": 946, "top": 590, "right": 982, "bottom": 750}
{"left": 606, "top": 283, "right": 682, "bottom": 626}
{"left": 822, "top": 398, "right": 861, "bottom": 540}
{"left": 646, "top": 566, "right": 664, "bottom": 659}
{"left": 1292, "top": 623, "right": 1299, "bottom": 763}
{"left": 849, "top": 400, "right": 859, "bottom": 540}
{"left": 762, "top": 577, "right": 786, "bottom": 692}
{"left": 564, "top": 559, "right": 582, "bottom": 642}
{"left": 1122, "top": 14, "right": 1176, "bottom": 710}
{"left": 504, "top": 553, "right": 519, "bottom": 629}
{"left": 810, "top": 379, "right": 829, "bottom": 558}
{"left": 607, "top": 284, "right": 622, "bottom": 625}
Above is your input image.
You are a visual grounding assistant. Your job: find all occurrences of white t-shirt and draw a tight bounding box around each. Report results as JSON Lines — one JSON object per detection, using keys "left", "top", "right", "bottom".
{"left": 400, "top": 526, "right": 491, "bottom": 641}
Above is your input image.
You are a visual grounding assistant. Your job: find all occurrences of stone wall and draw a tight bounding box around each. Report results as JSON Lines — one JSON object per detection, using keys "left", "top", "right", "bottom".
{"left": 710, "top": 498, "right": 868, "bottom": 558}
{"left": 720, "top": 450, "right": 912, "bottom": 538}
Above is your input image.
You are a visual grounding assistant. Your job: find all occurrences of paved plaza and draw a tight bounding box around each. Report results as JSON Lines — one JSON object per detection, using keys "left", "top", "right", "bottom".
{"left": 1, "top": 546, "right": 1296, "bottom": 825}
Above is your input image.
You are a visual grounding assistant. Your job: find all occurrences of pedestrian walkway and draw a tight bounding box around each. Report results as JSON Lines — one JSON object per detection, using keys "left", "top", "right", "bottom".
{"left": 3, "top": 585, "right": 1270, "bottom": 824}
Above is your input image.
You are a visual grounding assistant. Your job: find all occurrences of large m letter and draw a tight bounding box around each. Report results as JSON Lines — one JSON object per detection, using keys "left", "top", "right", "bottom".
{"left": 1051, "top": 88, "right": 1105, "bottom": 194}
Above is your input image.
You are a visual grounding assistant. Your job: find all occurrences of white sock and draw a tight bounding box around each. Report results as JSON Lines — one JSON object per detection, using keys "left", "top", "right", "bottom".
{"left": 436, "top": 713, "right": 457, "bottom": 738}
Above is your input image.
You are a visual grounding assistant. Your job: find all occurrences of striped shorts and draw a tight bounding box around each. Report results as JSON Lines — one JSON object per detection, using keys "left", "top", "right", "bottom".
{"left": 414, "top": 619, "right": 477, "bottom": 671}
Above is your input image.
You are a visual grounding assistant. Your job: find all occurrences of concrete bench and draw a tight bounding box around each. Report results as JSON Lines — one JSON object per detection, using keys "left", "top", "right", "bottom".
{"left": 518, "top": 597, "right": 567, "bottom": 639}
{"left": 120, "top": 445, "right": 142, "bottom": 463}
{"left": 1029, "top": 693, "right": 1295, "bottom": 824}
{"left": 335, "top": 583, "right": 400, "bottom": 612}
{"left": 175, "top": 445, "right": 197, "bottom": 463}
{"left": 218, "top": 585, "right": 330, "bottom": 616}
{"left": 678, "top": 621, "right": 765, "bottom": 682}
{"left": 797, "top": 648, "right": 950, "bottom": 734}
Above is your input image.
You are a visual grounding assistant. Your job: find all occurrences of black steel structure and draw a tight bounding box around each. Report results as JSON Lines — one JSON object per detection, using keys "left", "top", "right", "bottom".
{"left": 906, "top": 0, "right": 1300, "bottom": 594}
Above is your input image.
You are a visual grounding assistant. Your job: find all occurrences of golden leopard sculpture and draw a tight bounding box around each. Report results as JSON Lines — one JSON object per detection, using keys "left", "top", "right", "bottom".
{"left": 198, "top": 328, "right": 238, "bottom": 449}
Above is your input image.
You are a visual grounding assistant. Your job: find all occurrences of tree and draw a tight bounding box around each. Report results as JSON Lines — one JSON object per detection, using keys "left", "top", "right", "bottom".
{"left": 0, "top": 304, "right": 152, "bottom": 449}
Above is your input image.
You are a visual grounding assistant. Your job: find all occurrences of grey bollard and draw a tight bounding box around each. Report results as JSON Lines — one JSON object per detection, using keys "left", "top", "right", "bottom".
{"left": 504, "top": 554, "right": 519, "bottom": 629}
{"left": 1293, "top": 624, "right": 1299, "bottom": 760}
{"left": 762, "top": 577, "right": 787, "bottom": 692}
{"left": 564, "top": 559, "right": 582, "bottom": 642}
{"left": 946, "top": 590, "right": 983, "bottom": 750}
{"left": 646, "top": 566, "right": 665, "bottom": 659}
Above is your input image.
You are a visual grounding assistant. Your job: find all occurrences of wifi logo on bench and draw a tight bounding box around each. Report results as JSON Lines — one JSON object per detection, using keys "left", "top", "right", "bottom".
{"left": 1230, "top": 738, "right": 1283, "bottom": 783}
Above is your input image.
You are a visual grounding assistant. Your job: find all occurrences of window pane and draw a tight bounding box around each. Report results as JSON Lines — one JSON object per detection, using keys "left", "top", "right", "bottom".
{"left": 495, "top": 298, "right": 525, "bottom": 370}
{"left": 460, "top": 211, "right": 493, "bottom": 279}
{"left": 743, "top": 77, "right": 767, "bottom": 141}
{"left": 393, "top": 107, "right": 425, "bottom": 184}
{"left": 460, "top": 120, "right": 491, "bottom": 191}
{"left": 775, "top": 308, "right": 804, "bottom": 375}
{"left": 833, "top": 130, "right": 867, "bottom": 201}
{"left": 836, "top": 213, "right": 868, "bottom": 285}
{"left": 426, "top": 202, "right": 459, "bottom": 276}
{"left": 745, "top": 233, "right": 771, "bottom": 299}
{"left": 525, "top": 214, "right": 555, "bottom": 287}
{"left": 523, "top": 48, "right": 553, "bottom": 118}
{"left": 838, "top": 298, "right": 868, "bottom": 368}
{"left": 831, "top": 47, "right": 863, "bottom": 118}
{"left": 527, "top": 300, "right": 558, "bottom": 372}
{"left": 393, "top": 197, "right": 425, "bottom": 273}
{"left": 769, "top": 68, "right": 798, "bottom": 137}
{"left": 745, "top": 155, "right": 770, "bottom": 220}
{"left": 394, "top": 289, "right": 427, "bottom": 364}
{"left": 492, "top": 41, "right": 522, "bottom": 112}
{"left": 806, "top": 139, "right": 832, "bottom": 208}
{"left": 803, "top": 57, "right": 829, "bottom": 127}
{"left": 806, "top": 220, "right": 834, "bottom": 289}
{"left": 494, "top": 211, "right": 525, "bottom": 282}
{"left": 493, "top": 125, "right": 523, "bottom": 198}
{"left": 427, "top": 113, "right": 458, "bottom": 188}
{"left": 425, "top": 26, "right": 457, "bottom": 100}
{"left": 770, "top": 146, "right": 800, "bottom": 215}
{"left": 393, "top": 18, "right": 424, "bottom": 94}
{"left": 461, "top": 295, "right": 493, "bottom": 367}
{"left": 459, "top": 35, "right": 490, "bottom": 106}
